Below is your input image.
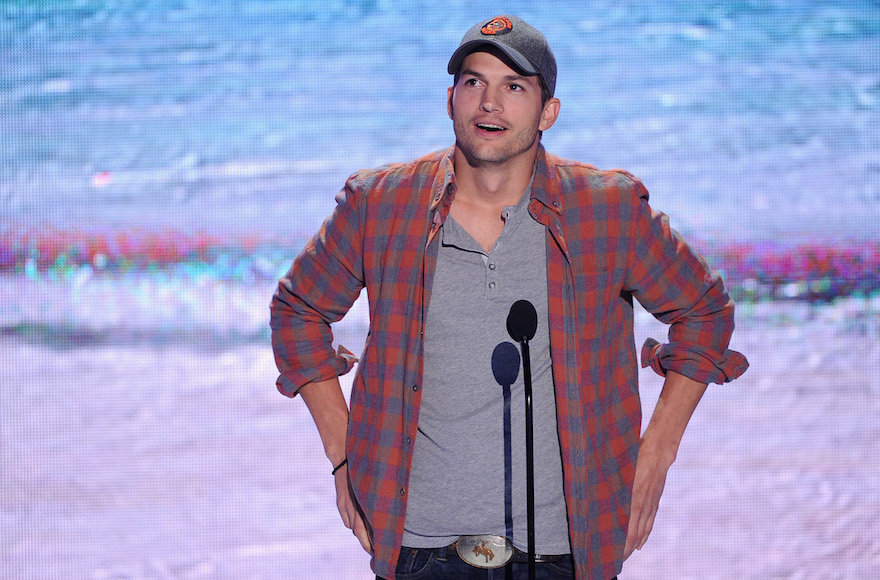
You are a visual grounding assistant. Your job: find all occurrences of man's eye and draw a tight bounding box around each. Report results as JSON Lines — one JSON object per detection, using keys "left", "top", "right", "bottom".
{"left": 509, "top": 84, "right": 523, "bottom": 91}
{"left": 465, "top": 78, "right": 478, "bottom": 86}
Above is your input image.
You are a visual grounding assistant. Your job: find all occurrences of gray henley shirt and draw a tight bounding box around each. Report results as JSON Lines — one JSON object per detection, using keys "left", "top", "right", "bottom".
{"left": 402, "top": 184, "right": 571, "bottom": 555}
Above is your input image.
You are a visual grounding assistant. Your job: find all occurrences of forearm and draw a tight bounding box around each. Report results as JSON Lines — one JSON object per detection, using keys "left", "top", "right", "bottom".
{"left": 300, "top": 377, "right": 350, "bottom": 468}
{"left": 300, "top": 377, "right": 373, "bottom": 553}
{"left": 625, "top": 371, "right": 707, "bottom": 557}
{"left": 640, "top": 370, "right": 708, "bottom": 462}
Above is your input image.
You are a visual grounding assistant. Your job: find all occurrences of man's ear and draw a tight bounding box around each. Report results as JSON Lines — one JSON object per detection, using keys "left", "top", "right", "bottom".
{"left": 447, "top": 85, "right": 455, "bottom": 120}
{"left": 539, "top": 98, "right": 561, "bottom": 132}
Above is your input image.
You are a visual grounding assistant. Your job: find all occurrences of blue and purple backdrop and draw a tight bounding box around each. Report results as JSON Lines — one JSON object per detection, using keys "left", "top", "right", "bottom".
{"left": 1, "top": 1, "right": 878, "bottom": 578}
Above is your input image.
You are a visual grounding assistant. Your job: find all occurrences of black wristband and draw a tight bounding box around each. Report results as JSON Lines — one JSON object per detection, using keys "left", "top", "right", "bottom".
{"left": 331, "top": 458, "right": 348, "bottom": 475}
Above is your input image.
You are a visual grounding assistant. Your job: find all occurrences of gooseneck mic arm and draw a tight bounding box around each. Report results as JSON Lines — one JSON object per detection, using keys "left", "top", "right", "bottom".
{"left": 506, "top": 299, "right": 538, "bottom": 580}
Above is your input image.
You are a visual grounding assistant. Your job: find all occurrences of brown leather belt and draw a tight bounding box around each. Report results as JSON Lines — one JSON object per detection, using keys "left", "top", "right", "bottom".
{"left": 450, "top": 535, "right": 568, "bottom": 569}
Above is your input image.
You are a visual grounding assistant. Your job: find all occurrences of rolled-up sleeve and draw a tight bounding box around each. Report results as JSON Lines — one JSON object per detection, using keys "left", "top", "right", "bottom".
{"left": 269, "top": 177, "right": 365, "bottom": 397}
{"left": 624, "top": 177, "right": 748, "bottom": 384}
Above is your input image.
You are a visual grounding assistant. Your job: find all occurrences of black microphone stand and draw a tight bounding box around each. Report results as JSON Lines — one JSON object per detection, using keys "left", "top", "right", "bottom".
{"left": 507, "top": 300, "right": 538, "bottom": 580}
{"left": 520, "top": 330, "right": 536, "bottom": 580}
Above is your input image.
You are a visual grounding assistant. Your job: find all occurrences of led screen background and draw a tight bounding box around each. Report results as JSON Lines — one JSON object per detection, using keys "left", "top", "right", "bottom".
{"left": 1, "top": 1, "right": 878, "bottom": 578}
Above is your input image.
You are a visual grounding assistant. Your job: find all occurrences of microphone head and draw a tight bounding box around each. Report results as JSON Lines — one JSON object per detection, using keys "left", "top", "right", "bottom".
{"left": 506, "top": 299, "right": 538, "bottom": 342}
{"left": 491, "top": 341, "right": 521, "bottom": 387}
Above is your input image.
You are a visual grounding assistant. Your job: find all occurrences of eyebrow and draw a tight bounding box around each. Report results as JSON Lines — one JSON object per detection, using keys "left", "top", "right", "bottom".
{"left": 460, "top": 68, "right": 533, "bottom": 84}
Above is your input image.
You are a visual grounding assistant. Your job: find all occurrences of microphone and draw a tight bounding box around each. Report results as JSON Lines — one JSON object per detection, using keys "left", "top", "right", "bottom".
{"left": 506, "top": 299, "right": 538, "bottom": 343}
{"left": 491, "top": 342, "right": 521, "bottom": 387}
{"left": 491, "top": 342, "right": 520, "bottom": 540}
{"left": 506, "top": 299, "right": 538, "bottom": 580}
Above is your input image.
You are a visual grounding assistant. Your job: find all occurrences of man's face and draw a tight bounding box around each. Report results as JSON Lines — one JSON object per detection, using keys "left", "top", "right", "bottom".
{"left": 448, "top": 50, "right": 559, "bottom": 168}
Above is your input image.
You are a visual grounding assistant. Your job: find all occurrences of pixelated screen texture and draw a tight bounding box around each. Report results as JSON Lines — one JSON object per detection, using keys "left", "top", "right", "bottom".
{"left": 1, "top": 2, "right": 878, "bottom": 578}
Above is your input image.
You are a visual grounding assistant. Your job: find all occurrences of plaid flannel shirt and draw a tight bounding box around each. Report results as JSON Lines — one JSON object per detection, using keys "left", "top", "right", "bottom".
{"left": 270, "top": 145, "right": 748, "bottom": 580}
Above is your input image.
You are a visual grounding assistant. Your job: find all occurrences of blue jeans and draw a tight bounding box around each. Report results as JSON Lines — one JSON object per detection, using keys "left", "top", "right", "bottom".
{"left": 377, "top": 544, "right": 588, "bottom": 580}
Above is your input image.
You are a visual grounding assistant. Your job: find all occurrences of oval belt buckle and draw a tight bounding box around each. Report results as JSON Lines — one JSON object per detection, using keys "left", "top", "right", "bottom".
{"left": 456, "top": 534, "right": 515, "bottom": 569}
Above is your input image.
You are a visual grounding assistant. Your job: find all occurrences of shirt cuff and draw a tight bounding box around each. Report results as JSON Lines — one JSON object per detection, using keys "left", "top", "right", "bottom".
{"left": 640, "top": 337, "right": 749, "bottom": 384}
{"left": 276, "top": 344, "right": 359, "bottom": 397}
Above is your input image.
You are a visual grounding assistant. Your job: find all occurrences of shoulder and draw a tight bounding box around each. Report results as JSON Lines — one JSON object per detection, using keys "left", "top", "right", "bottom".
{"left": 346, "top": 149, "right": 452, "bottom": 195}
{"left": 544, "top": 152, "right": 650, "bottom": 204}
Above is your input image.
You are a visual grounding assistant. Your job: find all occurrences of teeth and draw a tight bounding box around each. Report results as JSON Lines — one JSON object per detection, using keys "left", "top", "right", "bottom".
{"left": 478, "top": 124, "right": 504, "bottom": 131}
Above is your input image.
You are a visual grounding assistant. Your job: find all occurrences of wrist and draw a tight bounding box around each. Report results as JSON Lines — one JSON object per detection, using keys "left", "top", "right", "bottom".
{"left": 639, "top": 432, "right": 679, "bottom": 466}
{"left": 323, "top": 440, "right": 347, "bottom": 470}
{"left": 331, "top": 457, "right": 348, "bottom": 475}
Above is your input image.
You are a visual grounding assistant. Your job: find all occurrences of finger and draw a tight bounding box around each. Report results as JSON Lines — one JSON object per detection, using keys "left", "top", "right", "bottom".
{"left": 636, "top": 509, "right": 657, "bottom": 550}
{"left": 335, "top": 477, "right": 355, "bottom": 528}
{"left": 623, "top": 504, "right": 642, "bottom": 559}
{"left": 625, "top": 491, "right": 658, "bottom": 558}
{"left": 337, "top": 502, "right": 354, "bottom": 529}
{"left": 624, "top": 531, "right": 636, "bottom": 559}
{"left": 627, "top": 502, "right": 658, "bottom": 557}
{"left": 336, "top": 497, "right": 352, "bottom": 528}
{"left": 351, "top": 512, "right": 374, "bottom": 554}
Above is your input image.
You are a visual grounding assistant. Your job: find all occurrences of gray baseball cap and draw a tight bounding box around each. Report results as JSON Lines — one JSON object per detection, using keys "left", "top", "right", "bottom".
{"left": 447, "top": 15, "right": 557, "bottom": 97}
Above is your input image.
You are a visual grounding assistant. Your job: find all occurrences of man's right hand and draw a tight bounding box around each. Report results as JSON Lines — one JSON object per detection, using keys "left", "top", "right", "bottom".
{"left": 298, "top": 378, "right": 373, "bottom": 554}
{"left": 334, "top": 463, "right": 374, "bottom": 554}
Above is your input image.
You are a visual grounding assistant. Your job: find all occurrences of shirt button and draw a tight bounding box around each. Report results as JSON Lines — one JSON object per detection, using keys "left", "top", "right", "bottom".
{"left": 399, "top": 488, "right": 406, "bottom": 496}
{"left": 412, "top": 384, "right": 419, "bottom": 392}
{"left": 406, "top": 437, "right": 412, "bottom": 444}
{"left": 488, "top": 263, "right": 496, "bottom": 270}
{"left": 488, "top": 281, "right": 496, "bottom": 289}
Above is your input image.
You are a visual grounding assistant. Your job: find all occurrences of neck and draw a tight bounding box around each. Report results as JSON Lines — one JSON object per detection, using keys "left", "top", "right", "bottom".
{"left": 452, "top": 144, "right": 539, "bottom": 207}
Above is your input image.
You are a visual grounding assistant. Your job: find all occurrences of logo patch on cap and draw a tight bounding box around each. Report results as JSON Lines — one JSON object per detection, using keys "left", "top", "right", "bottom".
{"left": 481, "top": 16, "right": 513, "bottom": 36}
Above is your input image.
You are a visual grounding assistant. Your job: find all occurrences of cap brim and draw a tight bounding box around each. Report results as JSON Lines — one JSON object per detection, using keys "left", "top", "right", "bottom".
{"left": 447, "top": 40, "right": 538, "bottom": 78}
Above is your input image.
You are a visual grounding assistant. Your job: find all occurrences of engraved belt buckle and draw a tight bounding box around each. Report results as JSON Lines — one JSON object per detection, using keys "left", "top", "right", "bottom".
{"left": 456, "top": 534, "right": 515, "bottom": 569}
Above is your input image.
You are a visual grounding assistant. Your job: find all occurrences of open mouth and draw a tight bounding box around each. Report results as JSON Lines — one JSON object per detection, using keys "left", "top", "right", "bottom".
{"left": 477, "top": 123, "right": 506, "bottom": 132}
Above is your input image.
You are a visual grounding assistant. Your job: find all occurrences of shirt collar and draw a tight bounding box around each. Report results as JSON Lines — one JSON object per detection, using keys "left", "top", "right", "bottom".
{"left": 429, "top": 147, "right": 457, "bottom": 214}
{"left": 531, "top": 145, "right": 563, "bottom": 216}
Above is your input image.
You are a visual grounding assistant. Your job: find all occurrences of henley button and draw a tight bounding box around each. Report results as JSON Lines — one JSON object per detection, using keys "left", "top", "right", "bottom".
{"left": 488, "top": 281, "right": 496, "bottom": 290}
{"left": 488, "top": 263, "right": 496, "bottom": 270}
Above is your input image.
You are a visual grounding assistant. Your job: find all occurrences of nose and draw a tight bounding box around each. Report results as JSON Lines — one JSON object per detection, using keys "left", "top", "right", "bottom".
{"left": 480, "top": 86, "right": 502, "bottom": 112}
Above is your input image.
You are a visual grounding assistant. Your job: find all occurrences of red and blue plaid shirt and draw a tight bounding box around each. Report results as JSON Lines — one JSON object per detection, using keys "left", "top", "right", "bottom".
{"left": 270, "top": 145, "right": 748, "bottom": 579}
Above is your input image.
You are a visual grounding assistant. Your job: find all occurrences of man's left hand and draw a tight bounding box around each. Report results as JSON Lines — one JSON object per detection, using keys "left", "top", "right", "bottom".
{"left": 623, "top": 438, "right": 673, "bottom": 560}
{"left": 624, "top": 371, "right": 707, "bottom": 560}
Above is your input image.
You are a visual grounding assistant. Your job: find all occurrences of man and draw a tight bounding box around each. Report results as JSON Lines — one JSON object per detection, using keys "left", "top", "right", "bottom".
{"left": 270, "top": 15, "right": 748, "bottom": 580}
